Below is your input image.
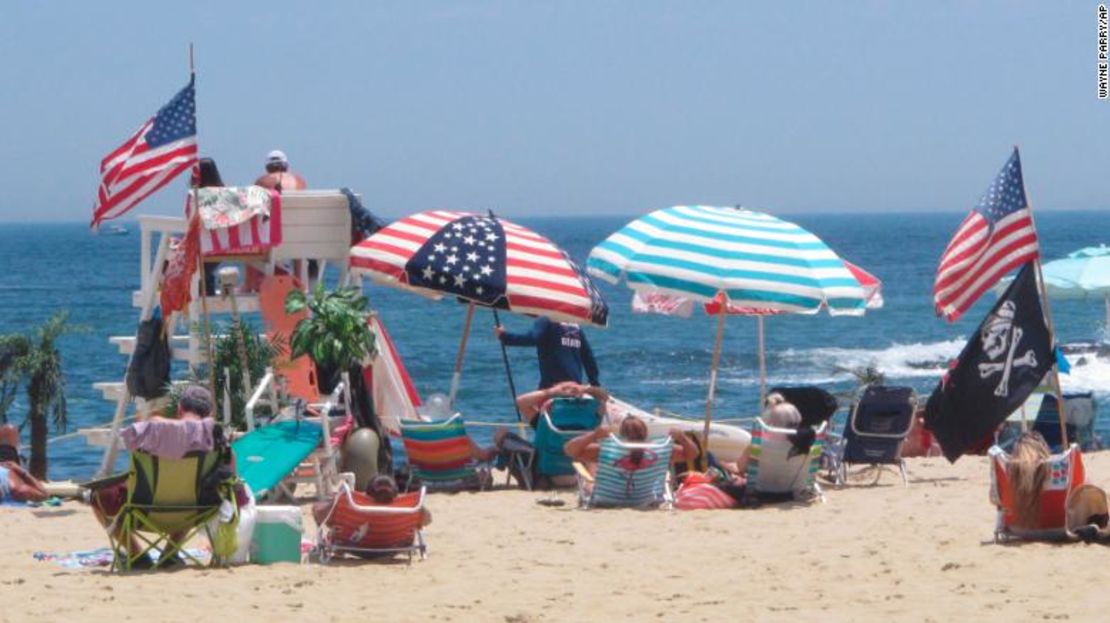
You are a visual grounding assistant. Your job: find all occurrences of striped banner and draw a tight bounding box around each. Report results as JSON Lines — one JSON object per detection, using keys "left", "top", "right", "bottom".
{"left": 588, "top": 206, "right": 866, "bottom": 316}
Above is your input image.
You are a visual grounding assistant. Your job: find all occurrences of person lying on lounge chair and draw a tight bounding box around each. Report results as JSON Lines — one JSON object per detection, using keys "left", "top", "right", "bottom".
{"left": 0, "top": 425, "right": 83, "bottom": 503}
{"left": 0, "top": 460, "right": 50, "bottom": 503}
{"left": 516, "top": 381, "right": 610, "bottom": 427}
{"left": 0, "top": 425, "right": 23, "bottom": 466}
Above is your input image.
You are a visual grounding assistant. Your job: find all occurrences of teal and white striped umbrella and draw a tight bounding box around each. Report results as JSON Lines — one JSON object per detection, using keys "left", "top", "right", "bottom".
{"left": 587, "top": 205, "right": 867, "bottom": 315}
{"left": 588, "top": 205, "right": 868, "bottom": 447}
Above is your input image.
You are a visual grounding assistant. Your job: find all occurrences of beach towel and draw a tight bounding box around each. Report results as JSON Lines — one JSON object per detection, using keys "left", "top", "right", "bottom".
{"left": 34, "top": 546, "right": 207, "bottom": 569}
{"left": 674, "top": 472, "right": 737, "bottom": 510}
{"left": 121, "top": 419, "right": 215, "bottom": 459}
{"left": 187, "top": 186, "right": 282, "bottom": 256}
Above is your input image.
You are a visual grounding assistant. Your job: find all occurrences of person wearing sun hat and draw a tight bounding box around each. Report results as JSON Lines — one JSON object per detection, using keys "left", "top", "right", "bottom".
{"left": 255, "top": 149, "right": 307, "bottom": 192}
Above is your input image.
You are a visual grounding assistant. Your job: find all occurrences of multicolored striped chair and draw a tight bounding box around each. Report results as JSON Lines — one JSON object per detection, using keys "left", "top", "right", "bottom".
{"left": 575, "top": 436, "right": 673, "bottom": 509}
{"left": 399, "top": 416, "right": 488, "bottom": 492}
{"left": 316, "top": 482, "right": 427, "bottom": 562}
{"left": 746, "top": 418, "right": 826, "bottom": 502}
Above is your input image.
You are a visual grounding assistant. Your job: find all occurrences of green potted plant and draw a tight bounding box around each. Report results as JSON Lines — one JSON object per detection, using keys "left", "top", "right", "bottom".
{"left": 285, "top": 283, "right": 376, "bottom": 394}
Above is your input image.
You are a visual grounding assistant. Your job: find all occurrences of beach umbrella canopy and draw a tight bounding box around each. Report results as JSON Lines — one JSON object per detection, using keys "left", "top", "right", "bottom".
{"left": 589, "top": 205, "right": 866, "bottom": 314}
{"left": 589, "top": 205, "right": 867, "bottom": 446}
{"left": 350, "top": 209, "right": 608, "bottom": 406}
{"left": 995, "top": 244, "right": 1110, "bottom": 329}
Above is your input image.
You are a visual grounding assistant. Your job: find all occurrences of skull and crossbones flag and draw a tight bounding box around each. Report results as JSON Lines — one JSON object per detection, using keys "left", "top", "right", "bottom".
{"left": 925, "top": 263, "right": 1052, "bottom": 462}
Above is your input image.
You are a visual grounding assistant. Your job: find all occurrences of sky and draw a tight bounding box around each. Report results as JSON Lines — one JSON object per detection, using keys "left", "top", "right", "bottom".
{"left": 0, "top": 1, "right": 1106, "bottom": 222}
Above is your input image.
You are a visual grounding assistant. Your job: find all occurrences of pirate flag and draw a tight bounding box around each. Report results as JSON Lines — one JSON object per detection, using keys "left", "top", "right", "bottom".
{"left": 925, "top": 262, "right": 1053, "bottom": 462}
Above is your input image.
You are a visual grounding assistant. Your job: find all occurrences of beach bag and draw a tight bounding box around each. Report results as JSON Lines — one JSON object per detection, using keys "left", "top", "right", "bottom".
{"left": 125, "top": 315, "right": 171, "bottom": 400}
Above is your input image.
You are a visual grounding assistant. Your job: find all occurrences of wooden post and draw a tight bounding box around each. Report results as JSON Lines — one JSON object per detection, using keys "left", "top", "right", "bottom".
{"left": 700, "top": 305, "right": 727, "bottom": 454}
{"left": 1016, "top": 145, "right": 1069, "bottom": 447}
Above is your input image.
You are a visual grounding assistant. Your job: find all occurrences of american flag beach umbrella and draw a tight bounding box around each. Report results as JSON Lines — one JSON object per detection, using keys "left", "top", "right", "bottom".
{"left": 349, "top": 210, "right": 608, "bottom": 406}
{"left": 588, "top": 205, "right": 868, "bottom": 447}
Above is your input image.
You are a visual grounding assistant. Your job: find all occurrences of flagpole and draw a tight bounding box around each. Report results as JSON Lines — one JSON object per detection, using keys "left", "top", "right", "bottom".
{"left": 187, "top": 42, "right": 216, "bottom": 397}
{"left": 1016, "top": 145, "right": 1069, "bottom": 447}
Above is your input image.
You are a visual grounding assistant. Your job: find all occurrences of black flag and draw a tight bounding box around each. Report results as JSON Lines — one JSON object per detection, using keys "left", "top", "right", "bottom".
{"left": 924, "top": 263, "right": 1052, "bottom": 462}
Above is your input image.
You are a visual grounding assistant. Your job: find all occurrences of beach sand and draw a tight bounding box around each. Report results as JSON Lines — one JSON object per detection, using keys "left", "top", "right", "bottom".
{"left": 2, "top": 454, "right": 1110, "bottom": 623}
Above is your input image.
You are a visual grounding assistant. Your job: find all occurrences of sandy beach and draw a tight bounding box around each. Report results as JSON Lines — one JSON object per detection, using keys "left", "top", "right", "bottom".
{"left": 1, "top": 454, "right": 1109, "bottom": 623}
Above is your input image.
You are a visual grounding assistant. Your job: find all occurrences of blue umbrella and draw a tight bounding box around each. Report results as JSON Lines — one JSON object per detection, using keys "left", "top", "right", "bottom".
{"left": 997, "top": 245, "right": 1110, "bottom": 330}
{"left": 588, "top": 205, "right": 866, "bottom": 443}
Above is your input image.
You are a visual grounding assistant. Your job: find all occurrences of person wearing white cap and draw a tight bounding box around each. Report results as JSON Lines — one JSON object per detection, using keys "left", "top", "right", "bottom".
{"left": 255, "top": 149, "right": 307, "bottom": 192}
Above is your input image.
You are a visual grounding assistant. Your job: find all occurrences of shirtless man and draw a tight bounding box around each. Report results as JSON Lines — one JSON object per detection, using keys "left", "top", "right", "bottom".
{"left": 254, "top": 150, "right": 307, "bottom": 192}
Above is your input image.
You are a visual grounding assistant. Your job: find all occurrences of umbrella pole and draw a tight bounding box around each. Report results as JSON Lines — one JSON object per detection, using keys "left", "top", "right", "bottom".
{"left": 1033, "top": 258, "right": 1069, "bottom": 447}
{"left": 447, "top": 302, "right": 476, "bottom": 407}
{"left": 757, "top": 316, "right": 767, "bottom": 407}
{"left": 701, "top": 310, "right": 727, "bottom": 453}
{"left": 492, "top": 309, "right": 525, "bottom": 423}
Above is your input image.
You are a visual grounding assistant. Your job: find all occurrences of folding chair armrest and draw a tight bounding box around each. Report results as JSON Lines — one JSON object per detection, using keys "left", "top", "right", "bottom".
{"left": 572, "top": 461, "right": 594, "bottom": 483}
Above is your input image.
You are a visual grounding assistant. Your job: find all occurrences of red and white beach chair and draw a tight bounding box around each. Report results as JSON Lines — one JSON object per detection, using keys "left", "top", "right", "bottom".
{"left": 316, "top": 482, "right": 428, "bottom": 563}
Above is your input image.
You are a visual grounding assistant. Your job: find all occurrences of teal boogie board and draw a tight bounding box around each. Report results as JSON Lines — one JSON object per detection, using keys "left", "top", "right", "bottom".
{"left": 232, "top": 420, "right": 322, "bottom": 497}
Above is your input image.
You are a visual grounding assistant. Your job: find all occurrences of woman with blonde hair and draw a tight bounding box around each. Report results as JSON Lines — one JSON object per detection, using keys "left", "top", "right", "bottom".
{"left": 1008, "top": 432, "right": 1051, "bottom": 528}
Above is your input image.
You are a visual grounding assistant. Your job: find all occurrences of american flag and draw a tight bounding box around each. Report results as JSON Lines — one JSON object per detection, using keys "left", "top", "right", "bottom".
{"left": 349, "top": 210, "right": 609, "bottom": 326}
{"left": 91, "top": 79, "right": 198, "bottom": 228}
{"left": 933, "top": 148, "right": 1040, "bottom": 322}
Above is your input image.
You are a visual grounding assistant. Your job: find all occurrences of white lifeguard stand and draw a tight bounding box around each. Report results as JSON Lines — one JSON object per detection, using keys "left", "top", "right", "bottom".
{"left": 84, "top": 190, "right": 355, "bottom": 476}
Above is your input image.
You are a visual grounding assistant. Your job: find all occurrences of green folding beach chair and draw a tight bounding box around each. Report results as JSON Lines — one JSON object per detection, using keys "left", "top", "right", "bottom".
{"left": 106, "top": 450, "right": 225, "bottom": 571}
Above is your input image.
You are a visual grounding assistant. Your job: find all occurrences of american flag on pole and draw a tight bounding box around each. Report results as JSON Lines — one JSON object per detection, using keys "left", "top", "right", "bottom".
{"left": 91, "top": 79, "right": 198, "bottom": 228}
{"left": 933, "top": 148, "right": 1040, "bottom": 322}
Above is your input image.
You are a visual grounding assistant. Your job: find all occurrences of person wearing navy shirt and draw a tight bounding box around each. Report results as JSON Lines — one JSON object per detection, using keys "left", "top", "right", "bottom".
{"left": 495, "top": 317, "right": 599, "bottom": 390}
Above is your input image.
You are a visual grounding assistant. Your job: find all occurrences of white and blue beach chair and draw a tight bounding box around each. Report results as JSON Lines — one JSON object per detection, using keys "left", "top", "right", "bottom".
{"left": 574, "top": 436, "right": 673, "bottom": 509}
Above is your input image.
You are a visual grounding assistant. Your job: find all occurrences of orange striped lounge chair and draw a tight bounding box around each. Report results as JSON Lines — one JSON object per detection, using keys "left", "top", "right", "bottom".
{"left": 399, "top": 416, "right": 490, "bottom": 492}
{"left": 989, "top": 443, "right": 1086, "bottom": 542}
{"left": 316, "top": 482, "right": 428, "bottom": 562}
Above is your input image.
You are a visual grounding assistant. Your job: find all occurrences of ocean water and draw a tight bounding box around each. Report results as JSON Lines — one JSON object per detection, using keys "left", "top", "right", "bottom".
{"left": 1, "top": 211, "right": 1108, "bottom": 480}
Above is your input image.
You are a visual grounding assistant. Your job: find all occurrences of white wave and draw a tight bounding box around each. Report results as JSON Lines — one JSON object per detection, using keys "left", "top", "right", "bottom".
{"left": 1059, "top": 356, "right": 1110, "bottom": 397}
{"left": 775, "top": 338, "right": 967, "bottom": 381}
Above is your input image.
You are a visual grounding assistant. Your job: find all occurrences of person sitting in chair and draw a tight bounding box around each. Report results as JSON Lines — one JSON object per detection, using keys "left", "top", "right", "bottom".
{"left": 563, "top": 416, "right": 694, "bottom": 476}
{"left": 89, "top": 385, "right": 231, "bottom": 569}
{"left": 515, "top": 381, "right": 609, "bottom": 428}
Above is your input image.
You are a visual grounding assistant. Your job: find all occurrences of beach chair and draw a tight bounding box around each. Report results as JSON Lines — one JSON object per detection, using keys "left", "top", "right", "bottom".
{"left": 316, "top": 482, "right": 428, "bottom": 563}
{"left": 399, "top": 416, "right": 489, "bottom": 492}
{"left": 746, "top": 418, "right": 827, "bottom": 502}
{"left": 534, "top": 397, "right": 601, "bottom": 486}
{"left": 989, "top": 443, "right": 1086, "bottom": 542}
{"left": 105, "top": 450, "right": 226, "bottom": 571}
{"left": 832, "top": 385, "right": 916, "bottom": 486}
{"left": 574, "top": 436, "right": 673, "bottom": 509}
{"left": 1033, "top": 392, "right": 1098, "bottom": 452}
